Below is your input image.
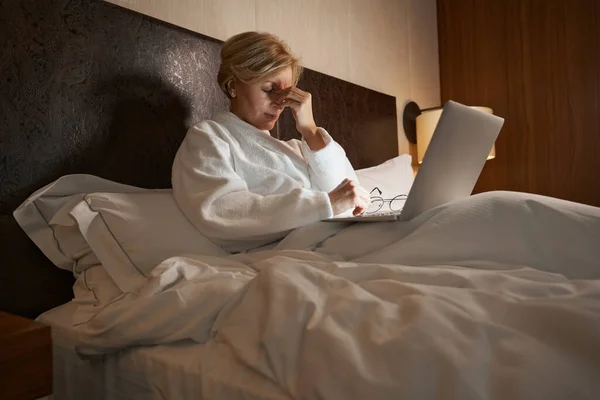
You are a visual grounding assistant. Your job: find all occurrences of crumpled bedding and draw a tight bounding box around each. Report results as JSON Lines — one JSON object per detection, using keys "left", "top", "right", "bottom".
{"left": 64, "top": 191, "right": 600, "bottom": 399}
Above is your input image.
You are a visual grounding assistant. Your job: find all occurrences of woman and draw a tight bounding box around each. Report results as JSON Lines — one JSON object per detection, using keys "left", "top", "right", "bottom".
{"left": 172, "top": 32, "right": 369, "bottom": 253}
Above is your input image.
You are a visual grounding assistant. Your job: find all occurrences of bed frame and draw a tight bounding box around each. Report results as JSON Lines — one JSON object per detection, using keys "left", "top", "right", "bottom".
{"left": 0, "top": 0, "right": 398, "bottom": 318}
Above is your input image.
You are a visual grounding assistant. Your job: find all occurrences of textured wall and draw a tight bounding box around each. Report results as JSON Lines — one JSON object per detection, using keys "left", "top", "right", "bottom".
{"left": 0, "top": 0, "right": 397, "bottom": 214}
{"left": 105, "top": 0, "right": 441, "bottom": 155}
{"left": 0, "top": 0, "right": 224, "bottom": 317}
{"left": 0, "top": 0, "right": 228, "bottom": 214}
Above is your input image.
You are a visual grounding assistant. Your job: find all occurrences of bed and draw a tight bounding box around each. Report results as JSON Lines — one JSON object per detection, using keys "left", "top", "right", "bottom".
{"left": 3, "top": 1, "right": 600, "bottom": 399}
{"left": 0, "top": 0, "right": 397, "bottom": 320}
{"left": 1, "top": 0, "right": 394, "bottom": 397}
{"left": 38, "top": 301, "right": 290, "bottom": 399}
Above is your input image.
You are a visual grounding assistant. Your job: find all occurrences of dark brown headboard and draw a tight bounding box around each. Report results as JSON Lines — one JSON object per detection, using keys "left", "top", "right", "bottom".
{"left": 0, "top": 0, "right": 397, "bottom": 318}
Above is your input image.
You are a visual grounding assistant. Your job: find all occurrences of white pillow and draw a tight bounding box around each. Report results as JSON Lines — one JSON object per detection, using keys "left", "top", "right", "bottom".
{"left": 69, "top": 191, "right": 230, "bottom": 293}
{"left": 13, "top": 174, "right": 147, "bottom": 276}
{"left": 355, "top": 154, "right": 415, "bottom": 214}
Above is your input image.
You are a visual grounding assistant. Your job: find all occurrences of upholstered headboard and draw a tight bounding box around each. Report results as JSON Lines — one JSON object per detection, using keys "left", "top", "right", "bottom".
{"left": 0, "top": 0, "right": 398, "bottom": 318}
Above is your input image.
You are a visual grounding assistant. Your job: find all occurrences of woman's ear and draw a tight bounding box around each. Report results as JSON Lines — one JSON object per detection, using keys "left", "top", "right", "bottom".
{"left": 226, "top": 80, "right": 236, "bottom": 98}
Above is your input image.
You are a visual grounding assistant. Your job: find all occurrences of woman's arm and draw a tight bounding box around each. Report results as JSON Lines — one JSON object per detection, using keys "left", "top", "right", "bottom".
{"left": 273, "top": 86, "right": 359, "bottom": 192}
{"left": 300, "top": 128, "right": 359, "bottom": 193}
{"left": 172, "top": 125, "right": 334, "bottom": 243}
{"left": 302, "top": 128, "right": 326, "bottom": 151}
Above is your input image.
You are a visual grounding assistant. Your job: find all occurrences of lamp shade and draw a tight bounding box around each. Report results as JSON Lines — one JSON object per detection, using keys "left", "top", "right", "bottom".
{"left": 416, "top": 106, "right": 496, "bottom": 164}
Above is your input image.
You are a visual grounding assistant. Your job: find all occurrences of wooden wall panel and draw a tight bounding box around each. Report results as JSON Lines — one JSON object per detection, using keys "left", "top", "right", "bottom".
{"left": 438, "top": 0, "right": 600, "bottom": 206}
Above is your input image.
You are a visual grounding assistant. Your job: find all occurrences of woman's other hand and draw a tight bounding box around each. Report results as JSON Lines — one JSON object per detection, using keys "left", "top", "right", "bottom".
{"left": 328, "top": 179, "right": 371, "bottom": 216}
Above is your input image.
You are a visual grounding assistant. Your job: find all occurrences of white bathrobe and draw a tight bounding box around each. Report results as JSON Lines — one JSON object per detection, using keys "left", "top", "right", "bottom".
{"left": 172, "top": 111, "right": 357, "bottom": 252}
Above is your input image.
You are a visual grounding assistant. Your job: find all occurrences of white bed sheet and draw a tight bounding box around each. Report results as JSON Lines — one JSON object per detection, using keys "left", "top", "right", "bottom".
{"left": 34, "top": 190, "right": 600, "bottom": 399}
{"left": 38, "top": 302, "right": 290, "bottom": 400}
{"left": 62, "top": 190, "right": 600, "bottom": 399}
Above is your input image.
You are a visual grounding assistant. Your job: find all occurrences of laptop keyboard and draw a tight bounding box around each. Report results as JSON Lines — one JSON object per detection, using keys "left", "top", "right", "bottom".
{"left": 360, "top": 210, "right": 402, "bottom": 218}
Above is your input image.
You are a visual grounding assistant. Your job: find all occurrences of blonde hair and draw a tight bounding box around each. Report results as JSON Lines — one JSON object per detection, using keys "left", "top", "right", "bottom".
{"left": 218, "top": 32, "right": 302, "bottom": 97}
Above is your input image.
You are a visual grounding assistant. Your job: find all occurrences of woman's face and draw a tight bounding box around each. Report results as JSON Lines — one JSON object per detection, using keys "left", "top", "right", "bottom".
{"left": 229, "top": 66, "right": 293, "bottom": 131}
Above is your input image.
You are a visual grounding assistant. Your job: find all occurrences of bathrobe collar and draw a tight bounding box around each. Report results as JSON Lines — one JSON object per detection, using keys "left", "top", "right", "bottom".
{"left": 213, "top": 111, "right": 307, "bottom": 166}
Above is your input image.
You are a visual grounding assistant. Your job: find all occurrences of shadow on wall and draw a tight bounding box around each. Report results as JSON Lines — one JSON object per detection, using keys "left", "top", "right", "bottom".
{"left": 0, "top": 74, "right": 190, "bottom": 318}
{"left": 1, "top": 73, "right": 192, "bottom": 214}
{"left": 80, "top": 73, "right": 191, "bottom": 189}
{"left": 0, "top": 74, "right": 192, "bottom": 319}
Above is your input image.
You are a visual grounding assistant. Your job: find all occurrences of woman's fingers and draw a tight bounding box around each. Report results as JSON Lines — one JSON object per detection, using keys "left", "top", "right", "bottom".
{"left": 274, "top": 87, "right": 318, "bottom": 138}
{"left": 345, "top": 181, "right": 370, "bottom": 216}
{"left": 348, "top": 182, "right": 369, "bottom": 200}
{"left": 274, "top": 87, "right": 292, "bottom": 101}
{"left": 290, "top": 86, "right": 307, "bottom": 96}
{"left": 333, "top": 178, "right": 350, "bottom": 190}
{"left": 328, "top": 179, "right": 371, "bottom": 216}
{"left": 353, "top": 184, "right": 371, "bottom": 215}
{"left": 358, "top": 186, "right": 370, "bottom": 201}
{"left": 353, "top": 197, "right": 369, "bottom": 216}
{"left": 275, "top": 87, "right": 308, "bottom": 105}
{"left": 286, "top": 90, "right": 306, "bottom": 102}
{"left": 279, "top": 96, "right": 303, "bottom": 108}
{"left": 339, "top": 179, "right": 368, "bottom": 199}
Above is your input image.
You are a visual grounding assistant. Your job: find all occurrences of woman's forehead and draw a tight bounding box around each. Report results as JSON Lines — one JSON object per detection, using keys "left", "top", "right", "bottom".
{"left": 264, "top": 67, "right": 293, "bottom": 88}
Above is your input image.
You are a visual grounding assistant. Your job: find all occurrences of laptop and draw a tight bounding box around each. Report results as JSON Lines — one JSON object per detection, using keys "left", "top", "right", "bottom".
{"left": 327, "top": 100, "right": 505, "bottom": 222}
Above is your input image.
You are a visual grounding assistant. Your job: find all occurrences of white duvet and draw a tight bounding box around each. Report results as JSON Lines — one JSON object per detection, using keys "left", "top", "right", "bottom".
{"left": 71, "top": 191, "right": 600, "bottom": 399}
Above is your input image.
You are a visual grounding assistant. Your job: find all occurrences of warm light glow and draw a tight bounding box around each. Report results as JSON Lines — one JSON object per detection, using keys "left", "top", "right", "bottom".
{"left": 416, "top": 106, "right": 496, "bottom": 164}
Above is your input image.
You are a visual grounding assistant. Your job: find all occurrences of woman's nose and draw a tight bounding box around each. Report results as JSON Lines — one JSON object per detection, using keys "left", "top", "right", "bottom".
{"left": 272, "top": 100, "right": 284, "bottom": 110}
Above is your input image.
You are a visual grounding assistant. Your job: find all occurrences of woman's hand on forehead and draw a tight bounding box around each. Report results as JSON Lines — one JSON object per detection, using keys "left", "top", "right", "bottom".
{"left": 270, "top": 86, "right": 320, "bottom": 143}
{"left": 273, "top": 85, "right": 291, "bottom": 94}
{"left": 269, "top": 86, "right": 289, "bottom": 102}
{"left": 271, "top": 86, "right": 296, "bottom": 103}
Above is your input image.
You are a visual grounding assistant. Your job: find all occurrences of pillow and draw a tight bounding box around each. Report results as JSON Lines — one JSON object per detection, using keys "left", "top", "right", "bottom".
{"left": 355, "top": 154, "right": 415, "bottom": 214}
{"left": 69, "top": 191, "right": 230, "bottom": 293}
{"left": 13, "top": 174, "right": 147, "bottom": 277}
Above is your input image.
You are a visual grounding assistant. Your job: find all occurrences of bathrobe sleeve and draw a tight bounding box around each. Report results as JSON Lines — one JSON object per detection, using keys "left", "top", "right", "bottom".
{"left": 172, "top": 125, "right": 334, "bottom": 242}
{"left": 298, "top": 128, "right": 359, "bottom": 192}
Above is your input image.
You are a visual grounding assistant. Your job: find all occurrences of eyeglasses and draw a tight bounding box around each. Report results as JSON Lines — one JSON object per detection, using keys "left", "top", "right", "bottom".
{"left": 366, "top": 187, "right": 407, "bottom": 214}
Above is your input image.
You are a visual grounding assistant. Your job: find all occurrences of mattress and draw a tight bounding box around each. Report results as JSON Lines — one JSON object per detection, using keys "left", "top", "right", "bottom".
{"left": 37, "top": 302, "right": 290, "bottom": 400}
